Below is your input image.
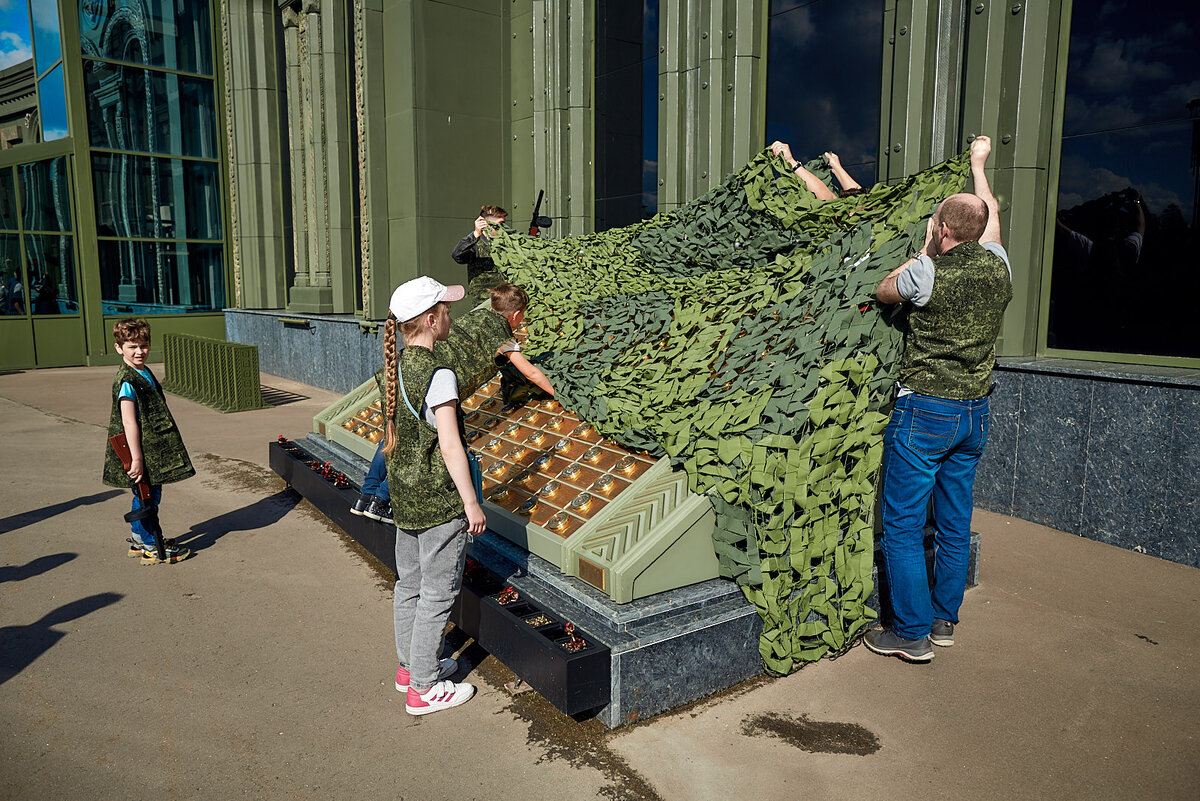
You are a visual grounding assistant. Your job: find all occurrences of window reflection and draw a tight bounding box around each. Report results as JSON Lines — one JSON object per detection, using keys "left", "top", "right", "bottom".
{"left": 32, "top": 1, "right": 62, "bottom": 77}
{"left": 19, "top": 157, "right": 72, "bottom": 232}
{"left": 1048, "top": 3, "right": 1200, "bottom": 358}
{"left": 84, "top": 62, "right": 217, "bottom": 158}
{"left": 79, "top": 0, "right": 214, "bottom": 76}
{"left": 765, "top": 0, "right": 882, "bottom": 185}
{"left": 98, "top": 240, "right": 225, "bottom": 313}
{"left": 26, "top": 234, "right": 76, "bottom": 314}
{"left": 0, "top": 169, "right": 17, "bottom": 229}
{"left": 93, "top": 154, "right": 222, "bottom": 241}
{"left": 37, "top": 64, "right": 69, "bottom": 141}
{"left": 0, "top": 233, "right": 23, "bottom": 315}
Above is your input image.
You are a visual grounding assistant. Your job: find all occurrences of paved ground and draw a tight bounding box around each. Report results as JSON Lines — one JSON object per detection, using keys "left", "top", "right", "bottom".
{"left": 2, "top": 366, "right": 1198, "bottom": 800}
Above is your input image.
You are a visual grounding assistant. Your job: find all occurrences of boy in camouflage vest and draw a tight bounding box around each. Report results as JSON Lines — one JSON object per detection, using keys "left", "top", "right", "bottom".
{"left": 101, "top": 319, "right": 195, "bottom": 564}
{"left": 382, "top": 276, "right": 483, "bottom": 716}
{"left": 867, "top": 136, "right": 1012, "bottom": 662}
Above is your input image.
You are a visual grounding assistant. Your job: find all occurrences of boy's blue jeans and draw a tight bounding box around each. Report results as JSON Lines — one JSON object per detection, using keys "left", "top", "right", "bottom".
{"left": 880, "top": 392, "right": 990, "bottom": 641}
{"left": 361, "top": 443, "right": 390, "bottom": 501}
{"left": 128, "top": 485, "right": 163, "bottom": 548}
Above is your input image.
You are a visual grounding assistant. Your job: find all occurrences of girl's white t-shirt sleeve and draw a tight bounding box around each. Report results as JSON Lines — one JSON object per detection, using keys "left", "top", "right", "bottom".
{"left": 421, "top": 368, "right": 459, "bottom": 425}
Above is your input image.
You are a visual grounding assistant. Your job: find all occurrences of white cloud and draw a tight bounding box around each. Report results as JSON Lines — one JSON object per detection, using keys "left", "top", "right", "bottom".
{"left": 1079, "top": 39, "right": 1172, "bottom": 94}
{"left": 773, "top": 7, "right": 815, "bottom": 49}
{"left": 0, "top": 30, "right": 31, "bottom": 70}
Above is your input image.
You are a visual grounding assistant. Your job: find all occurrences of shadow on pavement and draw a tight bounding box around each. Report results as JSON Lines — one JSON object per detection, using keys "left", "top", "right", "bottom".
{"left": 0, "top": 553, "right": 77, "bottom": 583}
{"left": 0, "top": 592, "right": 123, "bottom": 684}
{"left": 177, "top": 489, "right": 301, "bottom": 552}
{"left": 0, "top": 490, "right": 125, "bottom": 536}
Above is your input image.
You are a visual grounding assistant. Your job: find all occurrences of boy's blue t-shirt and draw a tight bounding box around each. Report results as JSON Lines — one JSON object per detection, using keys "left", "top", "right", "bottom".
{"left": 117, "top": 366, "right": 156, "bottom": 403}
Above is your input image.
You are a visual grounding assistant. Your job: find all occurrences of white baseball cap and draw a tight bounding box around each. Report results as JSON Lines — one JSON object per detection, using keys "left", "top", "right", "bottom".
{"left": 388, "top": 276, "right": 465, "bottom": 321}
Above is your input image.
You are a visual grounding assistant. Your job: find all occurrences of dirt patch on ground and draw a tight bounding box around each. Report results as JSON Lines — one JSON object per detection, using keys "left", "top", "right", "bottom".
{"left": 741, "top": 711, "right": 881, "bottom": 755}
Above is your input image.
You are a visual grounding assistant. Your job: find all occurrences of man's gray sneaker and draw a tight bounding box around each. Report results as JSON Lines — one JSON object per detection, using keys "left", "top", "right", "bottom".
{"left": 864, "top": 627, "right": 934, "bottom": 662}
{"left": 930, "top": 619, "right": 955, "bottom": 647}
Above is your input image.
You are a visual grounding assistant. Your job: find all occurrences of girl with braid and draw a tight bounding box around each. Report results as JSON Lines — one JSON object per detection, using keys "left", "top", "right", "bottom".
{"left": 378, "top": 276, "right": 483, "bottom": 715}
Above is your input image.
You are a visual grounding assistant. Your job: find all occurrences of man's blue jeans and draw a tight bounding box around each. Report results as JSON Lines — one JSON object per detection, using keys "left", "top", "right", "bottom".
{"left": 880, "top": 392, "right": 990, "bottom": 641}
{"left": 361, "top": 443, "right": 390, "bottom": 501}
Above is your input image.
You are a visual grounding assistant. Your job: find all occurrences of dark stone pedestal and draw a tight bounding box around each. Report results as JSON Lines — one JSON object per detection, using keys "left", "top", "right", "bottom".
{"left": 283, "top": 435, "right": 981, "bottom": 728}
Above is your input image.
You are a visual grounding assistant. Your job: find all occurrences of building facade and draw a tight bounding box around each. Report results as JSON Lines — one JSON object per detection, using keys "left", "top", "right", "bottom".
{"left": 1, "top": 1, "right": 1196, "bottom": 563}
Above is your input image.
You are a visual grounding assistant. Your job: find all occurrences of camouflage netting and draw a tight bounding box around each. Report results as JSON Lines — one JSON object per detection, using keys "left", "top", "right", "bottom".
{"left": 491, "top": 149, "right": 970, "bottom": 674}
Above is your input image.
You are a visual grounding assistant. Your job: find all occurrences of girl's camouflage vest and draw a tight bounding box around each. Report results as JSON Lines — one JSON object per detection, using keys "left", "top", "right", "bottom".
{"left": 378, "top": 347, "right": 467, "bottom": 530}
{"left": 102, "top": 364, "right": 195, "bottom": 487}
{"left": 897, "top": 240, "right": 1012, "bottom": 400}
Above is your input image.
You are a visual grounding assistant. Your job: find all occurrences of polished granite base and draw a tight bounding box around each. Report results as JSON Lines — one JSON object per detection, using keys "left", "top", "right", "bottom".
{"left": 978, "top": 358, "right": 1200, "bottom": 569}
{"left": 298, "top": 434, "right": 980, "bottom": 727}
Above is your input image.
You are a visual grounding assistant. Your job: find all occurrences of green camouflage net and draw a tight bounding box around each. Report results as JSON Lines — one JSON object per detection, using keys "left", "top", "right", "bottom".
{"left": 491, "top": 150, "right": 970, "bottom": 674}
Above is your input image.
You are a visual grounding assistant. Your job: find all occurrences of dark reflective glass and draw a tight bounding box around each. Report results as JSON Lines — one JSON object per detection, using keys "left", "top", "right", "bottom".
{"left": 98, "top": 240, "right": 225, "bottom": 313}
{"left": 1048, "top": 3, "right": 1200, "bottom": 359}
{"left": 84, "top": 61, "right": 217, "bottom": 158}
{"left": 38, "top": 64, "right": 69, "bottom": 141}
{"left": 0, "top": 233, "right": 24, "bottom": 315}
{"left": 32, "top": 1, "right": 62, "bottom": 76}
{"left": 765, "top": 0, "right": 883, "bottom": 187}
{"left": 19, "top": 157, "right": 72, "bottom": 232}
{"left": 92, "top": 153, "right": 222, "bottom": 240}
{"left": 595, "top": 0, "right": 658, "bottom": 230}
{"left": 79, "top": 0, "right": 213, "bottom": 76}
{"left": 25, "top": 234, "right": 77, "bottom": 315}
{"left": 0, "top": 169, "right": 17, "bottom": 229}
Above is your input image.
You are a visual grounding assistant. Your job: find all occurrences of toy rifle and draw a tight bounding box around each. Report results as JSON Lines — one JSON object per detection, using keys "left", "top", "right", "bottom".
{"left": 528, "top": 189, "right": 552, "bottom": 237}
{"left": 109, "top": 432, "right": 166, "bottom": 561}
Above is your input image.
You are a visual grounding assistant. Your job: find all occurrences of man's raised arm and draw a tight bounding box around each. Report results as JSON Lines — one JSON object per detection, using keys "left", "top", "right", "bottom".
{"left": 971, "top": 135, "right": 1002, "bottom": 246}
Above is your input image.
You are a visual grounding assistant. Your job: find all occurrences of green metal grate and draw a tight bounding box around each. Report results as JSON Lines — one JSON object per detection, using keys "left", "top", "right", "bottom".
{"left": 161, "top": 333, "right": 266, "bottom": 413}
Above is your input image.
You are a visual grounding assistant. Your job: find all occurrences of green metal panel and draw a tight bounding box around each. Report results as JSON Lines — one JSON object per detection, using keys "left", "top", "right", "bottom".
{"left": 31, "top": 317, "right": 87, "bottom": 367}
{"left": 0, "top": 319, "right": 36, "bottom": 369}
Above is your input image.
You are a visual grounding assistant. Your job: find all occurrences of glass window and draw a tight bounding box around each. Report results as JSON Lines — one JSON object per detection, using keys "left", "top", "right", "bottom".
{"left": 79, "top": 0, "right": 214, "bottom": 76}
{"left": 25, "top": 233, "right": 77, "bottom": 314}
{"left": 765, "top": 0, "right": 884, "bottom": 189}
{"left": 19, "top": 157, "right": 72, "bottom": 232}
{"left": 37, "top": 64, "right": 69, "bottom": 141}
{"left": 32, "top": 0, "right": 62, "bottom": 76}
{"left": 98, "top": 240, "right": 225, "bottom": 313}
{"left": 0, "top": 4, "right": 33, "bottom": 73}
{"left": 0, "top": 169, "right": 17, "bottom": 229}
{"left": 84, "top": 62, "right": 217, "bottom": 158}
{"left": 1048, "top": 2, "right": 1200, "bottom": 359}
{"left": 93, "top": 153, "right": 222, "bottom": 240}
{"left": 0, "top": 233, "right": 24, "bottom": 315}
{"left": 595, "top": 0, "right": 658, "bottom": 230}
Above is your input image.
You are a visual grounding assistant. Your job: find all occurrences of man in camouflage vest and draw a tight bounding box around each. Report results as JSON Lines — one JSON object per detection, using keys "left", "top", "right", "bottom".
{"left": 867, "top": 136, "right": 1012, "bottom": 662}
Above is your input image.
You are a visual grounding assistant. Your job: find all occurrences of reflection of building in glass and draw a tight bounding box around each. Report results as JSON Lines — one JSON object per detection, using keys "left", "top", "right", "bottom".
{"left": 0, "top": 62, "right": 38, "bottom": 149}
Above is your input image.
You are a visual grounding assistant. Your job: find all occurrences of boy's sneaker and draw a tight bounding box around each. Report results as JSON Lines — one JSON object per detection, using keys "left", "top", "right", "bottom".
{"left": 128, "top": 537, "right": 178, "bottom": 558}
{"left": 349, "top": 493, "right": 373, "bottom": 516}
{"left": 395, "top": 658, "right": 459, "bottom": 692}
{"left": 139, "top": 542, "right": 191, "bottom": 565}
{"left": 930, "top": 619, "right": 955, "bottom": 647}
{"left": 405, "top": 680, "right": 476, "bottom": 716}
{"left": 863, "top": 627, "right": 934, "bottom": 662}
{"left": 362, "top": 496, "right": 391, "bottom": 522}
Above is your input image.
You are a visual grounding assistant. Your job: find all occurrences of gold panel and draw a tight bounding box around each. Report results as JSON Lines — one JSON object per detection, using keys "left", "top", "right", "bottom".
{"left": 576, "top": 557, "right": 606, "bottom": 591}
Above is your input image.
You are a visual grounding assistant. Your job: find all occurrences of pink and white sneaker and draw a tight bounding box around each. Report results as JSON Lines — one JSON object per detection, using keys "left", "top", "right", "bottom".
{"left": 405, "top": 680, "right": 476, "bottom": 715}
{"left": 395, "top": 658, "right": 458, "bottom": 692}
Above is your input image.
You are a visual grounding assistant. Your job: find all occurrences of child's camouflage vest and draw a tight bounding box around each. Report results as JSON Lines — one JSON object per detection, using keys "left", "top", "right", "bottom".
{"left": 102, "top": 364, "right": 195, "bottom": 487}
{"left": 377, "top": 347, "right": 466, "bottom": 530}
{"left": 897, "top": 240, "right": 1013, "bottom": 400}
{"left": 434, "top": 307, "right": 513, "bottom": 398}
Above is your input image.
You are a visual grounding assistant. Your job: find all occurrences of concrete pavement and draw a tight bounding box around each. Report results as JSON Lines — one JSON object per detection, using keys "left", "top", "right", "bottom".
{"left": 1, "top": 365, "right": 1197, "bottom": 800}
